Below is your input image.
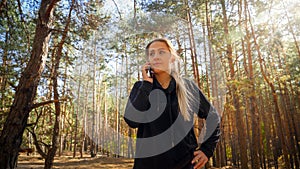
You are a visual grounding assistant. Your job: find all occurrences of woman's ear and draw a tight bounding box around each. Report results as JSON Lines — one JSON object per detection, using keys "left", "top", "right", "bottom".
{"left": 170, "top": 55, "right": 176, "bottom": 63}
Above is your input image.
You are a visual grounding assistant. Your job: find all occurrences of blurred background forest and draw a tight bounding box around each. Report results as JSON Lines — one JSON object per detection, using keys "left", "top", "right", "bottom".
{"left": 0, "top": 0, "right": 299, "bottom": 169}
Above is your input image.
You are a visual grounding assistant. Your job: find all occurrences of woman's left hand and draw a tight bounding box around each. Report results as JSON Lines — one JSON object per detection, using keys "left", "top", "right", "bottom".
{"left": 191, "top": 150, "right": 208, "bottom": 169}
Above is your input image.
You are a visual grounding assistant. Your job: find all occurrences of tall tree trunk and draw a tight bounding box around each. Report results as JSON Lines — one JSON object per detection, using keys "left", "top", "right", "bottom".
{"left": 127, "top": 2, "right": 136, "bottom": 158}
{"left": 116, "top": 55, "right": 126, "bottom": 157}
{"left": 183, "top": 10, "right": 207, "bottom": 158}
{"left": 80, "top": 78, "right": 89, "bottom": 157}
{"left": 0, "top": 0, "right": 57, "bottom": 168}
{"left": 259, "top": 92, "right": 272, "bottom": 169}
{"left": 0, "top": 30, "right": 9, "bottom": 118}
{"left": 96, "top": 76, "right": 102, "bottom": 155}
{"left": 90, "top": 32, "right": 97, "bottom": 158}
{"left": 125, "top": 51, "right": 134, "bottom": 158}
{"left": 114, "top": 56, "right": 122, "bottom": 157}
{"left": 266, "top": 89, "right": 280, "bottom": 169}
{"left": 247, "top": 7, "right": 291, "bottom": 169}
{"left": 220, "top": 0, "right": 249, "bottom": 168}
{"left": 44, "top": 60, "right": 60, "bottom": 169}
{"left": 44, "top": 1, "right": 73, "bottom": 168}
{"left": 104, "top": 82, "right": 108, "bottom": 156}
{"left": 243, "top": 0, "right": 261, "bottom": 168}
{"left": 203, "top": 1, "right": 225, "bottom": 167}
{"left": 185, "top": 0, "right": 200, "bottom": 87}
{"left": 73, "top": 54, "right": 84, "bottom": 158}
{"left": 201, "top": 15, "right": 224, "bottom": 167}
{"left": 277, "top": 45, "right": 300, "bottom": 168}
{"left": 59, "top": 51, "right": 69, "bottom": 156}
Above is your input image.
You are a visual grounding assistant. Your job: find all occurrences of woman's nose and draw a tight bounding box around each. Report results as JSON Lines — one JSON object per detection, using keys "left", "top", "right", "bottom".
{"left": 152, "top": 53, "right": 160, "bottom": 59}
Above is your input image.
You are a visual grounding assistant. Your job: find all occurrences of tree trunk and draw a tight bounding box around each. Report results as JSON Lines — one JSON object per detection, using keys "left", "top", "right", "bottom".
{"left": 278, "top": 46, "right": 300, "bottom": 168}
{"left": 90, "top": 32, "right": 97, "bottom": 158}
{"left": 44, "top": 1, "right": 73, "bottom": 167}
{"left": 73, "top": 53, "right": 84, "bottom": 158}
{"left": 259, "top": 92, "right": 272, "bottom": 168}
{"left": 247, "top": 7, "right": 291, "bottom": 168}
{"left": 267, "top": 92, "right": 279, "bottom": 169}
{"left": 125, "top": 52, "right": 134, "bottom": 158}
{"left": 44, "top": 76, "right": 60, "bottom": 169}
{"left": 104, "top": 83, "right": 109, "bottom": 156}
{"left": 0, "top": 30, "right": 9, "bottom": 118}
{"left": 59, "top": 51, "right": 69, "bottom": 157}
{"left": 220, "top": 0, "right": 249, "bottom": 168}
{"left": 113, "top": 58, "right": 118, "bottom": 157}
{"left": 242, "top": 0, "right": 261, "bottom": 168}
{"left": 185, "top": 0, "right": 200, "bottom": 87}
{"left": 0, "top": 0, "right": 57, "bottom": 168}
{"left": 81, "top": 71, "right": 89, "bottom": 157}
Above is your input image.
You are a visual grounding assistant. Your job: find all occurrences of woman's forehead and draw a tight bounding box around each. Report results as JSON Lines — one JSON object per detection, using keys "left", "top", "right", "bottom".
{"left": 149, "top": 41, "right": 168, "bottom": 50}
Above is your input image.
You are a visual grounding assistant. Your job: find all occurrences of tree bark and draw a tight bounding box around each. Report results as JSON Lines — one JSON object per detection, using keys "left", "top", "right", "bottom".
{"left": 90, "top": 32, "right": 97, "bottom": 158}
{"left": 44, "top": 1, "right": 73, "bottom": 168}
{"left": 185, "top": 0, "right": 200, "bottom": 87}
{"left": 259, "top": 92, "right": 272, "bottom": 168}
{"left": 247, "top": 7, "right": 291, "bottom": 169}
{"left": 125, "top": 51, "right": 134, "bottom": 158}
{"left": 277, "top": 44, "right": 300, "bottom": 168}
{"left": 0, "top": 29, "right": 9, "bottom": 118}
{"left": 220, "top": 0, "right": 249, "bottom": 168}
{"left": 0, "top": 0, "right": 57, "bottom": 168}
{"left": 73, "top": 53, "right": 84, "bottom": 158}
{"left": 242, "top": 0, "right": 261, "bottom": 168}
{"left": 58, "top": 50, "right": 69, "bottom": 157}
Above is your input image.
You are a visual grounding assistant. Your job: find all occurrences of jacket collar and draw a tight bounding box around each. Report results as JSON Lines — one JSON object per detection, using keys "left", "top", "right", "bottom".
{"left": 153, "top": 75, "right": 176, "bottom": 93}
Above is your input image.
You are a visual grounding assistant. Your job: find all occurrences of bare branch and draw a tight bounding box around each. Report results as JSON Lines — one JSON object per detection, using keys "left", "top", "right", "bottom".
{"left": 26, "top": 129, "right": 47, "bottom": 159}
{"left": 31, "top": 98, "right": 67, "bottom": 109}
{"left": 31, "top": 100, "right": 59, "bottom": 109}
{"left": 111, "top": 0, "right": 122, "bottom": 19}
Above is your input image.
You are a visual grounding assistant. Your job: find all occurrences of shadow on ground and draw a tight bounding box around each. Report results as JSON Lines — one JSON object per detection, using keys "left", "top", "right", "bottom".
{"left": 17, "top": 154, "right": 134, "bottom": 169}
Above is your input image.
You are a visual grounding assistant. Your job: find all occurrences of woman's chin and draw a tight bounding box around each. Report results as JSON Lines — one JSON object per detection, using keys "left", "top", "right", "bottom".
{"left": 153, "top": 68, "right": 170, "bottom": 75}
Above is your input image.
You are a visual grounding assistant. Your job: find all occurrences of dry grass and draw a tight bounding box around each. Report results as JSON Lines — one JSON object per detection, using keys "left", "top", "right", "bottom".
{"left": 17, "top": 152, "right": 134, "bottom": 169}
{"left": 18, "top": 152, "right": 265, "bottom": 169}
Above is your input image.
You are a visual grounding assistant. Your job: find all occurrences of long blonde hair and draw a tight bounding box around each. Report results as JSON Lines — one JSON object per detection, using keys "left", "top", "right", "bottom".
{"left": 146, "top": 38, "right": 192, "bottom": 121}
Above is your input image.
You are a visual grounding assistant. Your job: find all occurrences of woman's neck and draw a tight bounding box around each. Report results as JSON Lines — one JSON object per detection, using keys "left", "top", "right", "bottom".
{"left": 155, "top": 72, "right": 172, "bottom": 89}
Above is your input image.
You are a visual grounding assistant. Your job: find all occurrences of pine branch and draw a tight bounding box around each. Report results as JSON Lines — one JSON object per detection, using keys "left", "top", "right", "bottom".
{"left": 26, "top": 129, "right": 48, "bottom": 159}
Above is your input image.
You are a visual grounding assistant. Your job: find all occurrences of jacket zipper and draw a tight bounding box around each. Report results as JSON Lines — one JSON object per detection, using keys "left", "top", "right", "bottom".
{"left": 167, "top": 91, "right": 174, "bottom": 147}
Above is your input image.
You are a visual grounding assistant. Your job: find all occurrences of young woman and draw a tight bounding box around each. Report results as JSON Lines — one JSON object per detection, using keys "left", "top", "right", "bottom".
{"left": 124, "top": 38, "right": 220, "bottom": 169}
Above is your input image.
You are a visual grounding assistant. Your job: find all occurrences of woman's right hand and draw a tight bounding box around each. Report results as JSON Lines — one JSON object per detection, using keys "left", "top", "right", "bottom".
{"left": 142, "top": 62, "right": 153, "bottom": 83}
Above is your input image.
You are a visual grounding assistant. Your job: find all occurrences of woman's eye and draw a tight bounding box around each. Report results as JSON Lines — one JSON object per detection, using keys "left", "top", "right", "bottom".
{"left": 159, "top": 51, "right": 166, "bottom": 55}
{"left": 149, "top": 52, "right": 155, "bottom": 57}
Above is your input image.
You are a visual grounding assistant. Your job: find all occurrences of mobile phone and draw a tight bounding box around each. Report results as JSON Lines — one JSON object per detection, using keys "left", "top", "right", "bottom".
{"left": 146, "top": 67, "right": 154, "bottom": 78}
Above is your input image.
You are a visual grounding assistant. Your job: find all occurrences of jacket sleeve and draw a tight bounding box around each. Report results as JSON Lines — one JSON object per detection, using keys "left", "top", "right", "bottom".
{"left": 124, "top": 80, "right": 153, "bottom": 128}
{"left": 182, "top": 80, "right": 220, "bottom": 158}
{"left": 196, "top": 85, "right": 221, "bottom": 158}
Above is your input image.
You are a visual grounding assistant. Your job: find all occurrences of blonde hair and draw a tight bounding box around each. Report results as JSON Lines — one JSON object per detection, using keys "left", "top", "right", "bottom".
{"left": 146, "top": 38, "right": 192, "bottom": 121}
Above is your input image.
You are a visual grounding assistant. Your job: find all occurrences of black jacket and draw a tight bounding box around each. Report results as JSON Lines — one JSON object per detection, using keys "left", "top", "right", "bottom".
{"left": 124, "top": 77, "right": 220, "bottom": 169}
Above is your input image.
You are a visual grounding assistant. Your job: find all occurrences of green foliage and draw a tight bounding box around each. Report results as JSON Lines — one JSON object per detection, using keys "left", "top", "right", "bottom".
{"left": 1, "top": 0, "right": 299, "bottom": 167}
{"left": 139, "top": 0, "right": 186, "bottom": 18}
{"left": 0, "top": 0, "right": 36, "bottom": 130}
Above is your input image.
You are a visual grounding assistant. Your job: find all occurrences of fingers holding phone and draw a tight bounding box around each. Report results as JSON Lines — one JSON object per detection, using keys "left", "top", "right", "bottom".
{"left": 147, "top": 67, "right": 154, "bottom": 78}
{"left": 142, "top": 63, "right": 154, "bottom": 83}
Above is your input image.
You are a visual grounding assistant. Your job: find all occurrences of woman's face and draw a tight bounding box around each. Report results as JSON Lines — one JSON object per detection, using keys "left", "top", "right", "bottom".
{"left": 148, "top": 41, "right": 174, "bottom": 74}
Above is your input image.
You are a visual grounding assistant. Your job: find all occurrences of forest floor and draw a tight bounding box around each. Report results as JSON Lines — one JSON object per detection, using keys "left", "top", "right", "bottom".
{"left": 17, "top": 151, "right": 237, "bottom": 169}
{"left": 17, "top": 152, "right": 134, "bottom": 169}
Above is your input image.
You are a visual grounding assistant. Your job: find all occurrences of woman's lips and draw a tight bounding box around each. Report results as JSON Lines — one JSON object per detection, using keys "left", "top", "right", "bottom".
{"left": 152, "top": 63, "right": 162, "bottom": 66}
